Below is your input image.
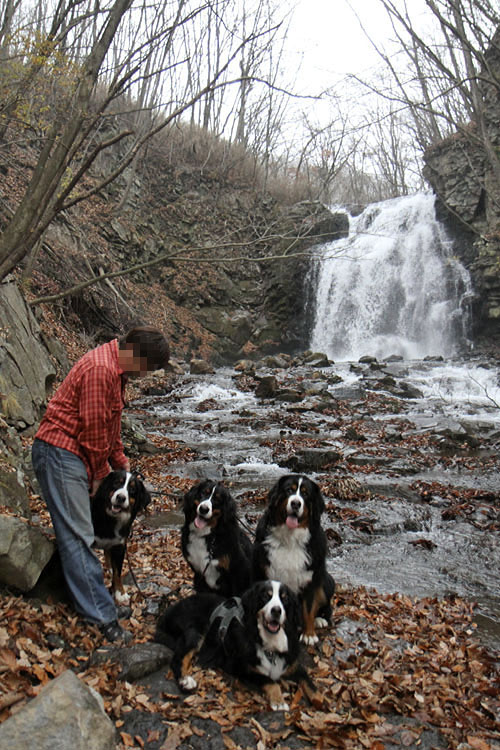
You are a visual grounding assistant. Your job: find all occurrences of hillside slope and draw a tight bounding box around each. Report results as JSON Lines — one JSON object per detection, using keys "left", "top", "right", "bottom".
{"left": 2, "top": 130, "right": 346, "bottom": 364}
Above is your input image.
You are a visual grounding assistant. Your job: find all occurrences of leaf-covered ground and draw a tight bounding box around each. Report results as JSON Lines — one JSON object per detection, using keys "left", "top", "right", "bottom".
{"left": 1, "top": 426, "right": 499, "bottom": 749}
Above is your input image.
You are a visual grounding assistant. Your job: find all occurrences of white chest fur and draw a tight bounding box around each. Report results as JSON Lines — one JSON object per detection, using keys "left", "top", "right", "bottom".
{"left": 186, "top": 529, "right": 220, "bottom": 589}
{"left": 264, "top": 525, "right": 312, "bottom": 593}
{"left": 255, "top": 648, "right": 288, "bottom": 681}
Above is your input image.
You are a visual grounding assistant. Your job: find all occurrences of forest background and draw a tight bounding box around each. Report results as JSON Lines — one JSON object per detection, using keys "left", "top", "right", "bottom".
{"left": 0, "top": 0, "right": 499, "bottom": 287}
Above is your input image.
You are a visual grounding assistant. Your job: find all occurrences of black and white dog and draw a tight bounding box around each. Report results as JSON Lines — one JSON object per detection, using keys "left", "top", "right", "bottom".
{"left": 154, "top": 580, "right": 324, "bottom": 711}
{"left": 253, "top": 474, "right": 335, "bottom": 645}
{"left": 181, "top": 479, "right": 252, "bottom": 597}
{"left": 91, "top": 469, "right": 151, "bottom": 604}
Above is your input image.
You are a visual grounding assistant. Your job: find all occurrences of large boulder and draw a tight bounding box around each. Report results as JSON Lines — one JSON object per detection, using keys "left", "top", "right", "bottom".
{"left": 0, "top": 465, "right": 31, "bottom": 516}
{"left": 0, "top": 669, "right": 116, "bottom": 750}
{"left": 0, "top": 515, "right": 54, "bottom": 591}
{"left": 0, "top": 281, "right": 58, "bottom": 428}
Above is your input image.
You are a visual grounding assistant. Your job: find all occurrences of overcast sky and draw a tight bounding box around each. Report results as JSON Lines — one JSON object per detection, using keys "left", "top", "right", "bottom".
{"left": 286, "top": 0, "right": 389, "bottom": 88}
{"left": 285, "top": 0, "right": 431, "bottom": 93}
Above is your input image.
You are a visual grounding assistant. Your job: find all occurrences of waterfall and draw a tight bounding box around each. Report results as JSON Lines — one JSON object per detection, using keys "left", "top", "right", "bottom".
{"left": 308, "top": 193, "right": 473, "bottom": 361}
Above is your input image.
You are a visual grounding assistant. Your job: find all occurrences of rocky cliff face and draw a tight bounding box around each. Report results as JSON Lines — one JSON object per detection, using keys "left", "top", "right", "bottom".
{"left": 15, "top": 138, "right": 348, "bottom": 366}
{"left": 423, "top": 28, "right": 500, "bottom": 349}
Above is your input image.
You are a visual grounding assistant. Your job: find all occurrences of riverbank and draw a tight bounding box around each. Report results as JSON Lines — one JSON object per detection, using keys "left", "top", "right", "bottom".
{"left": 1, "top": 353, "right": 499, "bottom": 749}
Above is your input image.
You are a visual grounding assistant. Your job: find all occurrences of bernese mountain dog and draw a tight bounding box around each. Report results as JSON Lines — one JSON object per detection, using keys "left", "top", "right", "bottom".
{"left": 154, "top": 580, "right": 324, "bottom": 711}
{"left": 91, "top": 469, "right": 151, "bottom": 604}
{"left": 252, "top": 474, "right": 335, "bottom": 645}
{"left": 181, "top": 479, "right": 252, "bottom": 597}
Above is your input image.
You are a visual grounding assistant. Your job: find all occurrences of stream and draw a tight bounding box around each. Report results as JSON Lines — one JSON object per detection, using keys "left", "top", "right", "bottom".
{"left": 132, "top": 355, "right": 500, "bottom": 653}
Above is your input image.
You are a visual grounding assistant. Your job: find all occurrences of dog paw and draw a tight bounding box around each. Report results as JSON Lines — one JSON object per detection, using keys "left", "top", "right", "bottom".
{"left": 300, "top": 632, "right": 319, "bottom": 646}
{"left": 271, "top": 702, "right": 289, "bottom": 712}
{"left": 315, "top": 617, "right": 329, "bottom": 629}
{"left": 114, "top": 591, "right": 130, "bottom": 605}
{"left": 179, "top": 675, "right": 197, "bottom": 692}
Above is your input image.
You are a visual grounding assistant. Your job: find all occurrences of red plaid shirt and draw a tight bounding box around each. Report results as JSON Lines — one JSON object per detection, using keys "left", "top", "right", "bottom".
{"left": 35, "top": 339, "right": 128, "bottom": 484}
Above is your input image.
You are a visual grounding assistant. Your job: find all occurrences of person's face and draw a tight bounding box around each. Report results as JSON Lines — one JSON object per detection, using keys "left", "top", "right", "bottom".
{"left": 119, "top": 345, "right": 152, "bottom": 378}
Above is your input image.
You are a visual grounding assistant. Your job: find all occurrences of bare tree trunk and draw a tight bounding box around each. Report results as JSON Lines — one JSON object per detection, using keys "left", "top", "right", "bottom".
{"left": 0, "top": 0, "right": 133, "bottom": 280}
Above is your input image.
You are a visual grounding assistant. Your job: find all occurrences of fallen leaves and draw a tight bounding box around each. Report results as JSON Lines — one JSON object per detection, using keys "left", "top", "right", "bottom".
{"left": 1, "top": 408, "right": 500, "bottom": 749}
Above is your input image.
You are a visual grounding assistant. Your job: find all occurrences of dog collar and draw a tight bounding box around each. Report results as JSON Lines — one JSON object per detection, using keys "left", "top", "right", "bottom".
{"left": 208, "top": 597, "right": 244, "bottom": 641}
{"left": 263, "top": 649, "right": 280, "bottom": 663}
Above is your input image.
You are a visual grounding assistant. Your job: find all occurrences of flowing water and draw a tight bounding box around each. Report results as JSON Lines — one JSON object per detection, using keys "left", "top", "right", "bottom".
{"left": 309, "top": 193, "right": 473, "bottom": 361}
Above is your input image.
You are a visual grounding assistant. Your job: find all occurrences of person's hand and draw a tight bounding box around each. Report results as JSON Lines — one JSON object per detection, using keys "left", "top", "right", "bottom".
{"left": 91, "top": 478, "right": 102, "bottom": 497}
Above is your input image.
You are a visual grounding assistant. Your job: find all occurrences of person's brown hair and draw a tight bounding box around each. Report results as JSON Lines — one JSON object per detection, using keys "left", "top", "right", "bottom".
{"left": 119, "top": 326, "right": 170, "bottom": 370}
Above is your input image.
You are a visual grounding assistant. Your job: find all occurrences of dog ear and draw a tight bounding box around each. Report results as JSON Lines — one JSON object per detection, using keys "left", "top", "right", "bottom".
{"left": 138, "top": 480, "right": 152, "bottom": 511}
{"left": 182, "top": 482, "right": 200, "bottom": 509}
{"left": 267, "top": 475, "right": 288, "bottom": 510}
{"left": 220, "top": 486, "right": 237, "bottom": 524}
{"left": 130, "top": 473, "right": 152, "bottom": 512}
{"left": 92, "top": 472, "right": 113, "bottom": 499}
{"left": 309, "top": 480, "right": 325, "bottom": 523}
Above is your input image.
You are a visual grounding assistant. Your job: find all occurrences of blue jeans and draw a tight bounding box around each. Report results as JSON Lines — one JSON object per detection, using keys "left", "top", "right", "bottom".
{"left": 32, "top": 438, "right": 117, "bottom": 625}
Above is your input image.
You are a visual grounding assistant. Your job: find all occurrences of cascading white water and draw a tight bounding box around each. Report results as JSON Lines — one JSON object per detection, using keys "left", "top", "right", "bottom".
{"left": 309, "top": 193, "right": 473, "bottom": 361}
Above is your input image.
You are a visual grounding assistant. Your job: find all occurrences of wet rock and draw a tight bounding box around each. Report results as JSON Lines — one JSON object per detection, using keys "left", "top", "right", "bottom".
{"left": 432, "top": 423, "right": 481, "bottom": 448}
{"left": 234, "top": 359, "right": 256, "bottom": 373}
{"left": 381, "top": 363, "right": 410, "bottom": 377}
{"left": 388, "top": 459, "right": 421, "bottom": 475}
{"left": 394, "top": 381, "right": 424, "bottom": 399}
{"left": 122, "top": 416, "right": 160, "bottom": 455}
{"left": 304, "top": 383, "right": 332, "bottom": 398}
{"left": 190, "top": 358, "right": 216, "bottom": 374}
{"left": 344, "top": 426, "right": 366, "bottom": 442}
{"left": 332, "top": 384, "right": 366, "bottom": 399}
{"left": 197, "top": 398, "right": 222, "bottom": 412}
{"left": 384, "top": 427, "right": 404, "bottom": 442}
{"left": 348, "top": 453, "right": 394, "bottom": 468}
{"left": 259, "top": 354, "right": 291, "bottom": 369}
{"left": 275, "top": 388, "right": 304, "bottom": 403}
{"left": 302, "top": 351, "right": 332, "bottom": 367}
{"left": 283, "top": 447, "right": 342, "bottom": 471}
{"left": 255, "top": 375, "right": 278, "bottom": 398}
{"left": 373, "top": 375, "right": 397, "bottom": 389}
{"left": 360, "top": 480, "right": 421, "bottom": 504}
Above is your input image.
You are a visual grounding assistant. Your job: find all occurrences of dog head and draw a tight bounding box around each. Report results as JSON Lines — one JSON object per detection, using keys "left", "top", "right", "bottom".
{"left": 98, "top": 470, "right": 151, "bottom": 519}
{"left": 242, "top": 580, "right": 301, "bottom": 649}
{"left": 267, "top": 474, "right": 325, "bottom": 530}
{"left": 183, "top": 479, "right": 236, "bottom": 533}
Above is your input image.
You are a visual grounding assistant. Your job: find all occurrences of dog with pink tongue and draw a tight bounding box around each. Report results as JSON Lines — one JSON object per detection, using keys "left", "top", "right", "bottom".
{"left": 252, "top": 474, "right": 335, "bottom": 645}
